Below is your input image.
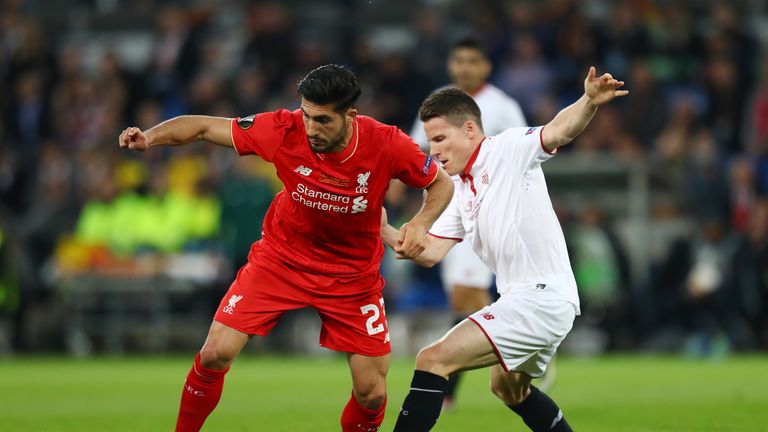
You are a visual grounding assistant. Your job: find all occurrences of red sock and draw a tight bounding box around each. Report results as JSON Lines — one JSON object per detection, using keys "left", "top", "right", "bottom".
{"left": 340, "top": 391, "right": 387, "bottom": 432}
{"left": 175, "top": 352, "right": 229, "bottom": 432}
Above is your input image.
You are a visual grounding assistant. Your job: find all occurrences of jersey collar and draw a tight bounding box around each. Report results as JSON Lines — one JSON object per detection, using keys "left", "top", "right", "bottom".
{"left": 460, "top": 137, "right": 485, "bottom": 181}
{"left": 468, "top": 83, "right": 487, "bottom": 97}
{"left": 316, "top": 119, "right": 359, "bottom": 164}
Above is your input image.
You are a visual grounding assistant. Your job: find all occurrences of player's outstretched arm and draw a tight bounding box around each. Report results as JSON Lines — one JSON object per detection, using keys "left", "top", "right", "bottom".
{"left": 541, "top": 66, "right": 628, "bottom": 153}
{"left": 381, "top": 208, "right": 457, "bottom": 267}
{"left": 395, "top": 168, "right": 454, "bottom": 259}
{"left": 118, "top": 116, "right": 234, "bottom": 151}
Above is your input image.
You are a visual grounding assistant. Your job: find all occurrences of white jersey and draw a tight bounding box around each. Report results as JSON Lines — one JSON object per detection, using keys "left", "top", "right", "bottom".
{"left": 413, "top": 83, "right": 526, "bottom": 290}
{"left": 430, "top": 126, "right": 580, "bottom": 313}
{"left": 410, "top": 83, "right": 526, "bottom": 151}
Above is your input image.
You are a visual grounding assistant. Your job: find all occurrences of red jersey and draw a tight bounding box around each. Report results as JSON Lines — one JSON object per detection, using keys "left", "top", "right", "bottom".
{"left": 230, "top": 109, "right": 438, "bottom": 281}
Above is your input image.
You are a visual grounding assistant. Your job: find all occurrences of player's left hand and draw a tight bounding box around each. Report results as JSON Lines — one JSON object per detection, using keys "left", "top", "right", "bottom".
{"left": 584, "top": 66, "right": 628, "bottom": 106}
{"left": 395, "top": 221, "right": 428, "bottom": 259}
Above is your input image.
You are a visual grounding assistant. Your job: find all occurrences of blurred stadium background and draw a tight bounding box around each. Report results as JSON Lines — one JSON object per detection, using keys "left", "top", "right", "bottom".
{"left": 1, "top": 0, "right": 768, "bottom": 430}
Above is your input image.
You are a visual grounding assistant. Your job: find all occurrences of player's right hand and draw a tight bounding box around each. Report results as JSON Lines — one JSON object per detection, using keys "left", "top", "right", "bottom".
{"left": 395, "top": 221, "right": 428, "bottom": 259}
{"left": 119, "top": 127, "right": 149, "bottom": 151}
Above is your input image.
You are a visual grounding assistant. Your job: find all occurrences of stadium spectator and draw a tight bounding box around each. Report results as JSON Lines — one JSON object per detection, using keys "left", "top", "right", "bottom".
{"left": 119, "top": 64, "right": 453, "bottom": 432}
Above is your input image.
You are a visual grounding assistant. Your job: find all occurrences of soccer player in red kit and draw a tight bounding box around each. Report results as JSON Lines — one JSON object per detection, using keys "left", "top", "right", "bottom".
{"left": 118, "top": 64, "right": 453, "bottom": 431}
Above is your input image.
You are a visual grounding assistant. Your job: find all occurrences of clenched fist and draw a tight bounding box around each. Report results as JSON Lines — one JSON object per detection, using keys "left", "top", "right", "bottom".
{"left": 119, "top": 127, "right": 150, "bottom": 151}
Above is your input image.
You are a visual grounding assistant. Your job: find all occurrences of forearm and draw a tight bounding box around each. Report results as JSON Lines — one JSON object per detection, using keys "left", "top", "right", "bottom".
{"left": 145, "top": 115, "right": 232, "bottom": 148}
{"left": 410, "top": 169, "right": 454, "bottom": 227}
{"left": 544, "top": 94, "right": 598, "bottom": 151}
{"left": 382, "top": 223, "right": 400, "bottom": 251}
{"left": 408, "top": 238, "right": 443, "bottom": 267}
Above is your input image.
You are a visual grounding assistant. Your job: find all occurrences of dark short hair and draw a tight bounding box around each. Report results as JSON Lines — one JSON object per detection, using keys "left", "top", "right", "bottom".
{"left": 296, "top": 64, "right": 361, "bottom": 112}
{"left": 451, "top": 35, "right": 489, "bottom": 59}
{"left": 419, "top": 88, "right": 484, "bottom": 132}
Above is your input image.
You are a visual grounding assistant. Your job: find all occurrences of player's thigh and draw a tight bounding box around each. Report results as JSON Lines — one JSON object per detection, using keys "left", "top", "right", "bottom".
{"left": 469, "top": 295, "right": 575, "bottom": 377}
{"left": 213, "top": 259, "right": 309, "bottom": 336}
{"left": 417, "top": 319, "right": 500, "bottom": 376}
{"left": 489, "top": 364, "right": 532, "bottom": 405}
{"left": 316, "top": 288, "right": 391, "bottom": 357}
{"left": 449, "top": 284, "right": 492, "bottom": 315}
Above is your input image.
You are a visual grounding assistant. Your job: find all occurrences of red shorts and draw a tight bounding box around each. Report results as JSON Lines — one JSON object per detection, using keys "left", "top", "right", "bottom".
{"left": 213, "top": 255, "right": 390, "bottom": 357}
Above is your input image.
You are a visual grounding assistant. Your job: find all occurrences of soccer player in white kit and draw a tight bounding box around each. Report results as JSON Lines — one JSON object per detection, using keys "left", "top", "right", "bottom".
{"left": 409, "top": 36, "right": 527, "bottom": 409}
{"left": 385, "top": 67, "right": 628, "bottom": 431}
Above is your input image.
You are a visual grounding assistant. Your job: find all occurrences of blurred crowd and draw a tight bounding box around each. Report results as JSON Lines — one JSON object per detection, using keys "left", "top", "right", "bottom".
{"left": 1, "top": 0, "right": 767, "bottom": 355}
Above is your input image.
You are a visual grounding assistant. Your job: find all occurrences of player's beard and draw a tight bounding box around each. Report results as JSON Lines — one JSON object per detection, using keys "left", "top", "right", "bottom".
{"left": 308, "top": 121, "right": 350, "bottom": 153}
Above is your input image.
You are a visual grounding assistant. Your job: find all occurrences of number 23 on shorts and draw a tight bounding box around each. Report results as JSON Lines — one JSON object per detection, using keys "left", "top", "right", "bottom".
{"left": 360, "top": 298, "right": 386, "bottom": 336}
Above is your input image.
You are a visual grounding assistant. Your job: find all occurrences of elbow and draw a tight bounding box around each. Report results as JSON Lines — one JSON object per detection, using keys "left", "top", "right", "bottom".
{"left": 558, "top": 136, "right": 575, "bottom": 148}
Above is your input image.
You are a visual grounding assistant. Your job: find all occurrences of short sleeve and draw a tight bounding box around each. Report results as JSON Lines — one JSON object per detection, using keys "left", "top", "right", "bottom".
{"left": 496, "top": 126, "right": 556, "bottom": 171}
{"left": 389, "top": 128, "right": 439, "bottom": 189}
{"left": 429, "top": 189, "right": 464, "bottom": 241}
{"left": 230, "top": 109, "right": 297, "bottom": 162}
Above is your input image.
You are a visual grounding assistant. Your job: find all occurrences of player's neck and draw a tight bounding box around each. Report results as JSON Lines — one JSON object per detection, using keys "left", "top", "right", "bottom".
{"left": 460, "top": 82, "right": 487, "bottom": 97}
{"left": 470, "top": 135, "right": 485, "bottom": 152}
{"left": 340, "top": 121, "right": 355, "bottom": 150}
{"left": 459, "top": 136, "right": 486, "bottom": 177}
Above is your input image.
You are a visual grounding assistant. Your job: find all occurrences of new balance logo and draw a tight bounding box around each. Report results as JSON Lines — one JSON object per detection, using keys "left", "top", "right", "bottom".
{"left": 294, "top": 165, "right": 312, "bottom": 176}
{"left": 222, "top": 294, "right": 243, "bottom": 314}
{"left": 352, "top": 196, "right": 368, "bottom": 214}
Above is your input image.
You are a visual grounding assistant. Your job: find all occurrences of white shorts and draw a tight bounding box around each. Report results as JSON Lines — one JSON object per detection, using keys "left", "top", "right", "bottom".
{"left": 468, "top": 292, "right": 576, "bottom": 378}
{"left": 440, "top": 241, "right": 493, "bottom": 289}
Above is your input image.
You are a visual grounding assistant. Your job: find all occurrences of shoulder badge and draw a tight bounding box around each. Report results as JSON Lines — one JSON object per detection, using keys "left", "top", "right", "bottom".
{"left": 237, "top": 114, "right": 256, "bottom": 130}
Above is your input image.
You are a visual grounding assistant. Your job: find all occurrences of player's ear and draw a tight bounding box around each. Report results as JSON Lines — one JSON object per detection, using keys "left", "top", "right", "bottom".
{"left": 463, "top": 120, "right": 476, "bottom": 137}
{"left": 346, "top": 108, "right": 358, "bottom": 121}
{"left": 483, "top": 58, "right": 493, "bottom": 79}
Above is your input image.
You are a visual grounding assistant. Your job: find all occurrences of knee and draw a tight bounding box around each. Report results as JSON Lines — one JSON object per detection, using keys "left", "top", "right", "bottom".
{"left": 491, "top": 380, "right": 530, "bottom": 406}
{"left": 199, "top": 342, "right": 237, "bottom": 370}
{"left": 414, "top": 343, "right": 453, "bottom": 377}
{"left": 354, "top": 381, "right": 387, "bottom": 409}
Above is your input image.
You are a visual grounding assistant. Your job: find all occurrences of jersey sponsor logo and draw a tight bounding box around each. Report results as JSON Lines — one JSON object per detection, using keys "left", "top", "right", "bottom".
{"left": 222, "top": 294, "right": 243, "bottom": 314}
{"left": 294, "top": 165, "right": 313, "bottom": 176}
{"left": 352, "top": 196, "right": 368, "bottom": 213}
{"left": 356, "top": 171, "right": 370, "bottom": 193}
{"left": 421, "top": 155, "right": 433, "bottom": 176}
{"left": 292, "top": 183, "right": 352, "bottom": 213}
{"left": 481, "top": 312, "right": 495, "bottom": 320}
{"left": 237, "top": 114, "right": 256, "bottom": 129}
{"left": 319, "top": 173, "right": 351, "bottom": 187}
{"left": 526, "top": 127, "right": 537, "bottom": 135}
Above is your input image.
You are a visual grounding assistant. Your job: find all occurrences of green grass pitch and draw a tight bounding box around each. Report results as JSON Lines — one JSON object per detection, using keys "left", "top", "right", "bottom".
{"left": 1, "top": 355, "right": 767, "bottom": 431}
